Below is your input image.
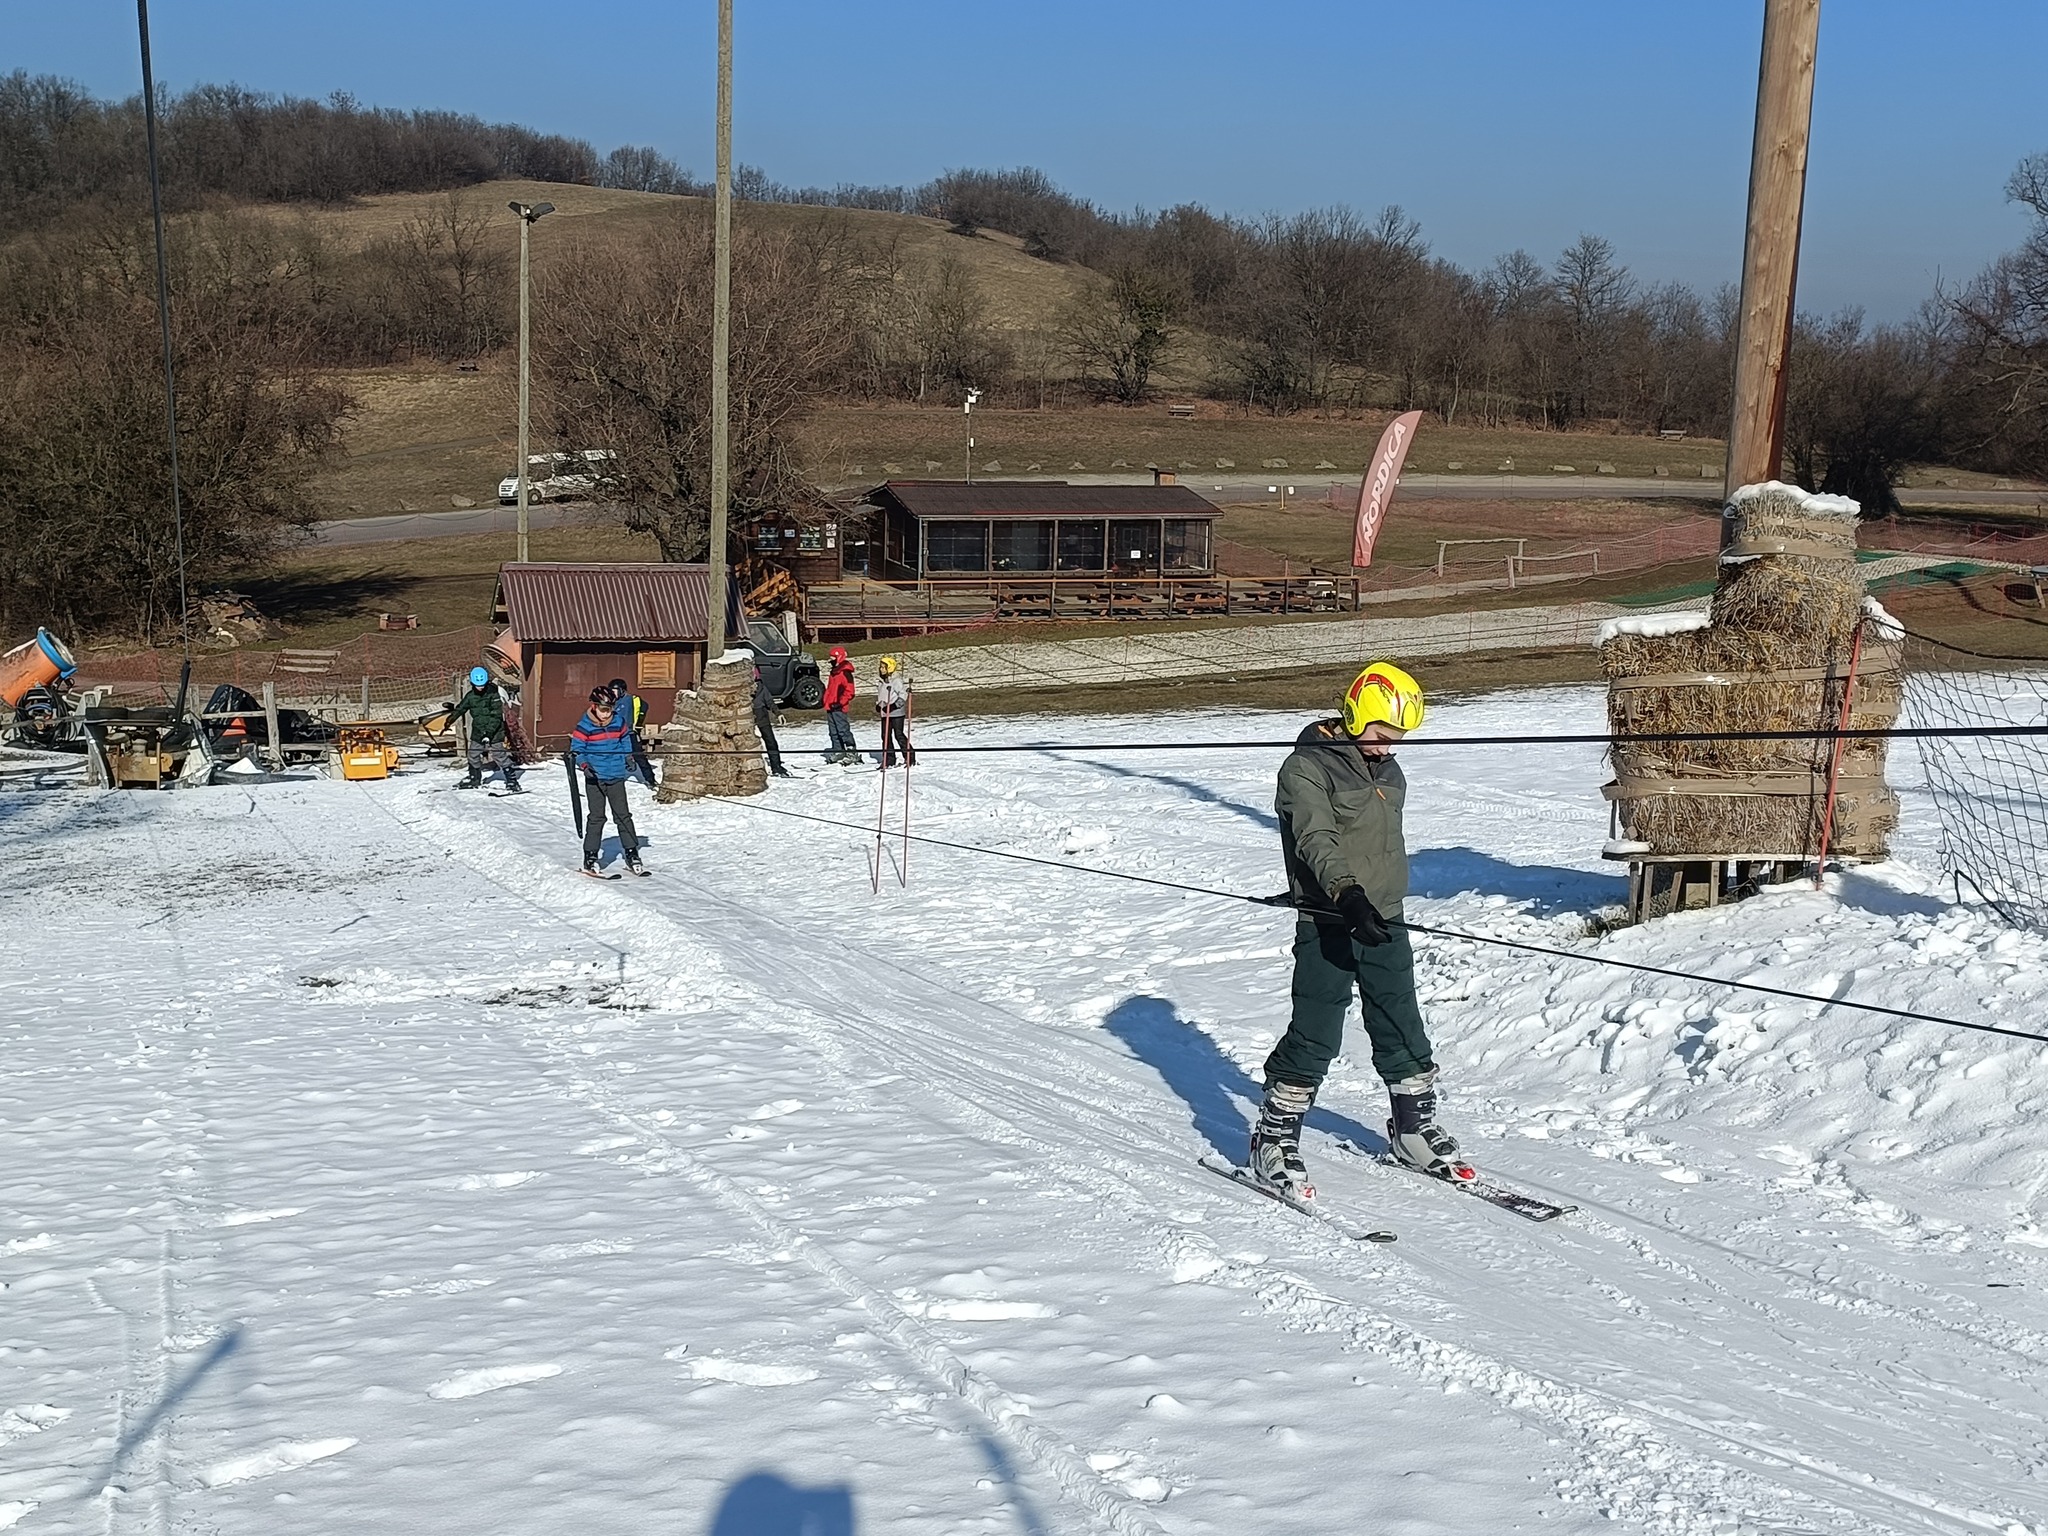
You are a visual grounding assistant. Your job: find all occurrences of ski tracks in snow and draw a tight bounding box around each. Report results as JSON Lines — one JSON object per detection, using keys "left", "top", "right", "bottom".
{"left": 376, "top": 779, "right": 1987, "bottom": 1536}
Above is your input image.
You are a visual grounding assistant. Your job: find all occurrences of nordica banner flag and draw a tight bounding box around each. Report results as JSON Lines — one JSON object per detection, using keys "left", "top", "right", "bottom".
{"left": 1351, "top": 410, "right": 1422, "bottom": 568}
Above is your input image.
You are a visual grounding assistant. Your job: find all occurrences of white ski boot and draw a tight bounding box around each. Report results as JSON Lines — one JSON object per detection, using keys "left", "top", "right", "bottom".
{"left": 1387, "top": 1070, "right": 1474, "bottom": 1183}
{"left": 1247, "top": 1078, "right": 1317, "bottom": 1203}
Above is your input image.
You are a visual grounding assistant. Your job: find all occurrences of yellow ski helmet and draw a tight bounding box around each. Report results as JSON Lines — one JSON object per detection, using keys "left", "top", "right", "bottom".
{"left": 1342, "top": 662, "right": 1424, "bottom": 736}
{"left": 878, "top": 655, "right": 899, "bottom": 676}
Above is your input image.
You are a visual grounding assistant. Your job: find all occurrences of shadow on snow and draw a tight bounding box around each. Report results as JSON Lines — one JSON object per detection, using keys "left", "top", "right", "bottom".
{"left": 1101, "top": 994, "right": 1388, "bottom": 1160}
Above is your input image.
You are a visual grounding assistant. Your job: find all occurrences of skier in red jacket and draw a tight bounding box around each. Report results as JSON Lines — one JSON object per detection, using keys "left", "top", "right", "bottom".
{"left": 821, "top": 646, "right": 860, "bottom": 765}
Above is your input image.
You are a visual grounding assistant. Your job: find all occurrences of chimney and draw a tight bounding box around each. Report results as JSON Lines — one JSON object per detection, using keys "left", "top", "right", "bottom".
{"left": 1149, "top": 464, "right": 1177, "bottom": 486}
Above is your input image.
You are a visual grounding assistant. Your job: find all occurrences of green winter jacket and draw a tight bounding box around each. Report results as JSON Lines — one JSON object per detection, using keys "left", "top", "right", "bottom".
{"left": 448, "top": 684, "right": 508, "bottom": 741}
{"left": 1275, "top": 717, "right": 1409, "bottom": 919}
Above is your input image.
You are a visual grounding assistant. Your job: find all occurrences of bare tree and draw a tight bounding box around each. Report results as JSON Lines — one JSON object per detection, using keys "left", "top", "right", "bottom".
{"left": 0, "top": 217, "right": 349, "bottom": 642}
{"left": 1784, "top": 309, "right": 1945, "bottom": 516}
{"left": 532, "top": 211, "right": 849, "bottom": 563}
{"left": 1552, "top": 233, "right": 1633, "bottom": 426}
{"left": 599, "top": 145, "right": 697, "bottom": 195}
{"left": 1942, "top": 152, "right": 2048, "bottom": 476}
{"left": 1059, "top": 267, "right": 1179, "bottom": 403}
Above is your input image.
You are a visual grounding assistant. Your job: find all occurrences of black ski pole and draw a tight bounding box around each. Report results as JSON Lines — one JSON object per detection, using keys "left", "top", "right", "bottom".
{"left": 564, "top": 750, "right": 584, "bottom": 837}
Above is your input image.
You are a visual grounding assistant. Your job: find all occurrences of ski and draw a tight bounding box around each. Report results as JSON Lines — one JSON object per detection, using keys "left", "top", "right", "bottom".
{"left": 1197, "top": 1154, "right": 1397, "bottom": 1243}
{"left": 1341, "top": 1143, "right": 1576, "bottom": 1223}
{"left": 581, "top": 867, "right": 621, "bottom": 881}
{"left": 488, "top": 788, "right": 526, "bottom": 798}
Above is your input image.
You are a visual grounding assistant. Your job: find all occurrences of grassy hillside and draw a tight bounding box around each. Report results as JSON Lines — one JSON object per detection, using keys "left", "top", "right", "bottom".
{"left": 794, "top": 404, "right": 1727, "bottom": 487}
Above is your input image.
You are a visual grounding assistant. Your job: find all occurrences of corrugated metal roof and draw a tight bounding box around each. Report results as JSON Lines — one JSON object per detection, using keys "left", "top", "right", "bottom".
{"left": 497, "top": 563, "right": 712, "bottom": 643}
{"left": 875, "top": 481, "right": 1219, "bottom": 518}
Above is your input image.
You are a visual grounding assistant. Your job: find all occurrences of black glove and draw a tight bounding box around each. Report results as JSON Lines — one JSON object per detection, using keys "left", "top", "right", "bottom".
{"left": 1335, "top": 886, "right": 1390, "bottom": 947}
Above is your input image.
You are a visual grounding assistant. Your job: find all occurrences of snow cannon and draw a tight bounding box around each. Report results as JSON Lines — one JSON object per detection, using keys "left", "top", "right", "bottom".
{"left": 483, "top": 629, "right": 523, "bottom": 689}
{"left": 1, "top": 628, "right": 76, "bottom": 709}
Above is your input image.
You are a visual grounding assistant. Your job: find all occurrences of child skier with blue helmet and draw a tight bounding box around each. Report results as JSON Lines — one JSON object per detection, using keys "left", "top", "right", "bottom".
{"left": 450, "top": 665, "right": 521, "bottom": 791}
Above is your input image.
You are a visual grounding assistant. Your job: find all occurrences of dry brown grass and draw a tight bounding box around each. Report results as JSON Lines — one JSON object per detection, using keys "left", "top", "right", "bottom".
{"left": 795, "top": 402, "right": 1727, "bottom": 484}
{"left": 237, "top": 521, "right": 659, "bottom": 648}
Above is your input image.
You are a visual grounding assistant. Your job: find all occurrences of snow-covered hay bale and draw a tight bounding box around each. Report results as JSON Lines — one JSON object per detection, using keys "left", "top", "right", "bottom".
{"left": 1600, "top": 484, "right": 1897, "bottom": 863}
{"left": 1723, "top": 479, "right": 1861, "bottom": 560}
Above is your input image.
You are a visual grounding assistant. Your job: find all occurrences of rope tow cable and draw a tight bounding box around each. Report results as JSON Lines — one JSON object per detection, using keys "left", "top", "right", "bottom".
{"left": 653, "top": 722, "right": 2048, "bottom": 760}
{"left": 719, "top": 798, "right": 2048, "bottom": 1047}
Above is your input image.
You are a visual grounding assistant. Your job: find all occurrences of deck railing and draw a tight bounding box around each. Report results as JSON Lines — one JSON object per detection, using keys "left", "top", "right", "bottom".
{"left": 801, "top": 573, "right": 1363, "bottom": 631}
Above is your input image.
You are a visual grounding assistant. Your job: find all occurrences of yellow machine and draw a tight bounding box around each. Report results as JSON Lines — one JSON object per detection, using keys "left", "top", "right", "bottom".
{"left": 336, "top": 726, "right": 401, "bottom": 781}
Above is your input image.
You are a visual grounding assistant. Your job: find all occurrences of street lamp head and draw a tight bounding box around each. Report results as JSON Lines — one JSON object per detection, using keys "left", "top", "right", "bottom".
{"left": 508, "top": 201, "right": 556, "bottom": 223}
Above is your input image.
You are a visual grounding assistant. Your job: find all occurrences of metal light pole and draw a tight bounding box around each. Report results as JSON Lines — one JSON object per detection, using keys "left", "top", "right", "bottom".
{"left": 705, "top": 0, "right": 734, "bottom": 661}
{"left": 963, "top": 387, "right": 981, "bottom": 484}
{"left": 509, "top": 199, "right": 554, "bottom": 563}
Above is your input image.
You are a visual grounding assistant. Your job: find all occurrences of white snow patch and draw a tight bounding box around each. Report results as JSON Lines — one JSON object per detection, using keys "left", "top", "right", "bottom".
{"left": 427, "top": 1363, "right": 563, "bottom": 1400}
{"left": 217, "top": 1206, "right": 303, "bottom": 1227}
{"left": 919, "top": 1300, "right": 1059, "bottom": 1322}
{"left": 747, "top": 1098, "right": 804, "bottom": 1120}
{"left": 454, "top": 1171, "right": 541, "bottom": 1190}
{"left": 1062, "top": 825, "right": 1114, "bottom": 854}
{"left": 196, "top": 1436, "right": 357, "bottom": 1488}
{"left": 0, "top": 1234, "right": 54, "bottom": 1255}
{"left": 684, "top": 1358, "right": 820, "bottom": 1387}
{"left": 1602, "top": 838, "right": 1652, "bottom": 856}
{"left": 1727, "top": 478, "right": 1861, "bottom": 521}
{"left": 1595, "top": 607, "right": 1710, "bottom": 647}
{"left": 1861, "top": 595, "right": 1904, "bottom": 640}
{"left": 0, "top": 1502, "right": 36, "bottom": 1530}
{"left": 0, "top": 1404, "right": 68, "bottom": 1444}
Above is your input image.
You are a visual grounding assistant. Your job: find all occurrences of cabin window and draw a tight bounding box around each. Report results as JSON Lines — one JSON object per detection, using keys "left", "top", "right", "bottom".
{"left": 924, "top": 520, "right": 989, "bottom": 573}
{"left": 638, "top": 651, "right": 677, "bottom": 689}
{"left": 1164, "top": 519, "right": 1212, "bottom": 571}
{"left": 1055, "top": 520, "right": 1105, "bottom": 570}
{"left": 990, "top": 520, "right": 1053, "bottom": 571}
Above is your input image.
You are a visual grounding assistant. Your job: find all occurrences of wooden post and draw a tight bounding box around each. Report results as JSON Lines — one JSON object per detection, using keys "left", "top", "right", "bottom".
{"left": 360, "top": 675, "right": 371, "bottom": 719}
{"left": 704, "top": 0, "right": 734, "bottom": 661}
{"left": 1723, "top": 0, "right": 1821, "bottom": 521}
{"left": 261, "top": 680, "right": 281, "bottom": 769}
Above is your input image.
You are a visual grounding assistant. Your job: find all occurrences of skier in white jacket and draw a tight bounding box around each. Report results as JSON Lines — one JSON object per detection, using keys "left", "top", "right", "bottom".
{"left": 874, "top": 656, "right": 915, "bottom": 769}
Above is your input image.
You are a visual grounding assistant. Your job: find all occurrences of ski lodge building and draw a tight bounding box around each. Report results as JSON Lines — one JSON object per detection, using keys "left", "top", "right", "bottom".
{"left": 845, "top": 478, "right": 1222, "bottom": 581}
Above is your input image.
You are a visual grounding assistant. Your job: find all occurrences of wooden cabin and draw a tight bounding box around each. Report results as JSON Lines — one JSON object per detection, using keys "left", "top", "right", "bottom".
{"left": 492, "top": 562, "right": 738, "bottom": 749}
{"left": 847, "top": 480, "right": 1222, "bottom": 581}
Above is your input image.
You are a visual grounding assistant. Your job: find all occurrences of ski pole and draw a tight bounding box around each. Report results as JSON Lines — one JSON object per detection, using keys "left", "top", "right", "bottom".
{"left": 899, "top": 683, "right": 913, "bottom": 889}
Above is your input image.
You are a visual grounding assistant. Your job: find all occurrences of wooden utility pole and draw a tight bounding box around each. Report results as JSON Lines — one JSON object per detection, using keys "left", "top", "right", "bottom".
{"left": 1723, "top": 0, "right": 1821, "bottom": 518}
{"left": 705, "top": 0, "right": 734, "bottom": 660}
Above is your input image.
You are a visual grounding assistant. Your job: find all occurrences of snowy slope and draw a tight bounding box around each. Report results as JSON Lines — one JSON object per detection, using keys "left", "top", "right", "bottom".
{"left": 3, "top": 688, "right": 2045, "bottom": 1536}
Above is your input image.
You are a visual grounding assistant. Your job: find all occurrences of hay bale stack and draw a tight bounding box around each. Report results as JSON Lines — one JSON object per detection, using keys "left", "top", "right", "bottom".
{"left": 653, "top": 654, "right": 768, "bottom": 802}
{"left": 1599, "top": 481, "right": 1900, "bottom": 860}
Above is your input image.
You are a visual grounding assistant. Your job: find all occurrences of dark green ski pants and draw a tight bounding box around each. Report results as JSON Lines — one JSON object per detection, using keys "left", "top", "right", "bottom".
{"left": 1263, "top": 918, "right": 1435, "bottom": 1089}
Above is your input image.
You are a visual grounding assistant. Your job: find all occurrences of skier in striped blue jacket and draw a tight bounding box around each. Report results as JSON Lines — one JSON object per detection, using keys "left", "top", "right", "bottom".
{"left": 571, "top": 687, "right": 647, "bottom": 877}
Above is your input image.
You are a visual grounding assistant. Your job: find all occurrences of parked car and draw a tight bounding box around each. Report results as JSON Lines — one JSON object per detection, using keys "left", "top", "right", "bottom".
{"left": 497, "top": 448, "right": 619, "bottom": 505}
{"left": 745, "top": 619, "right": 825, "bottom": 709}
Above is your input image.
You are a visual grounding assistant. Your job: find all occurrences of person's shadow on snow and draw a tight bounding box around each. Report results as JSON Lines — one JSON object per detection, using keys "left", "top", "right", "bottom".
{"left": 1101, "top": 995, "right": 1388, "bottom": 1158}
{"left": 707, "top": 1472, "right": 855, "bottom": 1536}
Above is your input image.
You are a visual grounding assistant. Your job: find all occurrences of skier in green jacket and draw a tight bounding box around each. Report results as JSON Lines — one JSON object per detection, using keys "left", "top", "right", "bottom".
{"left": 450, "top": 666, "right": 521, "bottom": 791}
{"left": 1250, "top": 661, "right": 1470, "bottom": 1202}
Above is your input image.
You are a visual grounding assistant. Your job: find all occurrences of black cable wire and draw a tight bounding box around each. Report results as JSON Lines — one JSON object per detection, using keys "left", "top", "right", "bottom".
{"left": 721, "top": 797, "right": 2048, "bottom": 1046}
{"left": 654, "top": 720, "right": 2048, "bottom": 759}
{"left": 1899, "top": 624, "right": 2048, "bottom": 664}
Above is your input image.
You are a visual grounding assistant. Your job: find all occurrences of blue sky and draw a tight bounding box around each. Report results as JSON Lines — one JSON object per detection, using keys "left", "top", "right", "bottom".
{"left": 12, "top": 1, "right": 2044, "bottom": 319}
